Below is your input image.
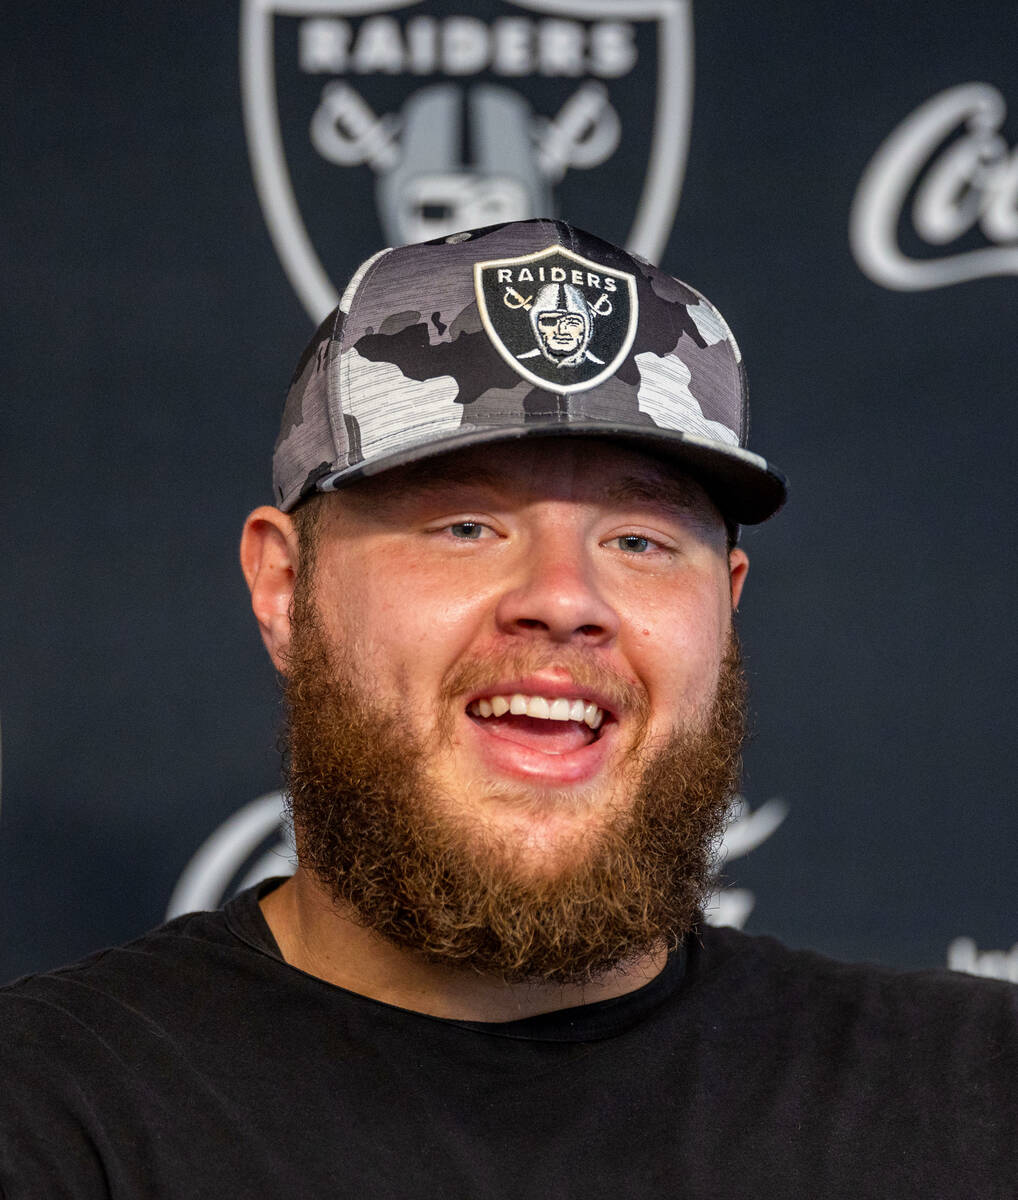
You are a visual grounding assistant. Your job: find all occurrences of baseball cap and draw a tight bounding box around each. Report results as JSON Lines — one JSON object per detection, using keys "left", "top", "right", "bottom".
{"left": 273, "top": 219, "right": 786, "bottom": 525}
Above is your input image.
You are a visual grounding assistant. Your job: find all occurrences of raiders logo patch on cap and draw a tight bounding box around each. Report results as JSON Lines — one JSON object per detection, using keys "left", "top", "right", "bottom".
{"left": 474, "top": 244, "right": 638, "bottom": 394}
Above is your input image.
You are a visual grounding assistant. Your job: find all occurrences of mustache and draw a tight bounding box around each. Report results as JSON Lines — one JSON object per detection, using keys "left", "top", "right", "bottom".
{"left": 440, "top": 645, "right": 650, "bottom": 723}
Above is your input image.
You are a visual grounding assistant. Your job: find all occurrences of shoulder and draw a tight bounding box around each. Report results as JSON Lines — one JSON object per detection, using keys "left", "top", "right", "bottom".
{"left": 694, "top": 922, "right": 1018, "bottom": 1007}
{"left": 695, "top": 921, "right": 1018, "bottom": 1006}
{"left": 650, "top": 928, "right": 1018, "bottom": 1189}
{"left": 0, "top": 901, "right": 264, "bottom": 1044}
{"left": 689, "top": 923, "right": 1018, "bottom": 1072}
{"left": 0, "top": 900, "right": 281, "bottom": 1152}
{"left": 0, "top": 902, "right": 274, "bottom": 1195}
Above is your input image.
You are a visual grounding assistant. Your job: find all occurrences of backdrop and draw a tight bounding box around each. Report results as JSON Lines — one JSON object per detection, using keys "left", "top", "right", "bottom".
{"left": 4, "top": 1, "right": 1017, "bottom": 984}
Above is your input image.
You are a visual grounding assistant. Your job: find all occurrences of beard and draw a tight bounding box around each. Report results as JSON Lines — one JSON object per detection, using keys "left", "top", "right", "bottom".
{"left": 282, "top": 593, "right": 747, "bottom": 988}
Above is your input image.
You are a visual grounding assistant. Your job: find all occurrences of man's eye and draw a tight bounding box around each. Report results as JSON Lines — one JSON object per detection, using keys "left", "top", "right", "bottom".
{"left": 616, "top": 534, "right": 652, "bottom": 553}
{"left": 449, "top": 522, "right": 486, "bottom": 540}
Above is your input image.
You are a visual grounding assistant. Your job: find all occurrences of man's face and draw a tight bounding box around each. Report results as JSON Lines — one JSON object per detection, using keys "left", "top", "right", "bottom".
{"left": 536, "top": 310, "right": 587, "bottom": 356}
{"left": 283, "top": 439, "right": 748, "bottom": 981}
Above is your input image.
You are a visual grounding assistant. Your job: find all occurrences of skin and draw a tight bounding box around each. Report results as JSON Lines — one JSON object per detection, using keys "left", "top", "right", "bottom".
{"left": 240, "top": 438, "right": 748, "bottom": 1021}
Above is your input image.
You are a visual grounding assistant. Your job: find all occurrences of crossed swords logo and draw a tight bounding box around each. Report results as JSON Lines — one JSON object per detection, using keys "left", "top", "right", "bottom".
{"left": 502, "top": 288, "right": 613, "bottom": 315}
{"left": 310, "top": 79, "right": 621, "bottom": 181}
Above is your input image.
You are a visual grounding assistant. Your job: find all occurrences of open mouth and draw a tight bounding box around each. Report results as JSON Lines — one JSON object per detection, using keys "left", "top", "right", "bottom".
{"left": 466, "top": 692, "right": 611, "bottom": 756}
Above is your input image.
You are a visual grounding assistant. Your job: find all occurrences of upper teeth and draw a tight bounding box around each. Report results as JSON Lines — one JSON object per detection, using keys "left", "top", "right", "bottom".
{"left": 469, "top": 694, "right": 604, "bottom": 729}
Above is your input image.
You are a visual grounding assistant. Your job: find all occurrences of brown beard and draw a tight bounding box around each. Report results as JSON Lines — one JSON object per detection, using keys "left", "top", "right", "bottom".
{"left": 282, "top": 594, "right": 747, "bottom": 987}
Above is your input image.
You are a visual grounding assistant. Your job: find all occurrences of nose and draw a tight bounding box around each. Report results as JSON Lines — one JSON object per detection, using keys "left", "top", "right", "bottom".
{"left": 494, "top": 527, "right": 621, "bottom": 645}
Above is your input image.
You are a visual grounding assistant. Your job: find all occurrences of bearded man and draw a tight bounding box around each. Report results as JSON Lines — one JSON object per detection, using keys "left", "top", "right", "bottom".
{"left": 2, "top": 220, "right": 1016, "bottom": 1197}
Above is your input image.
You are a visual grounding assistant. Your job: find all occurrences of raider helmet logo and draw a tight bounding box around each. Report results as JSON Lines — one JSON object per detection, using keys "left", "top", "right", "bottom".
{"left": 475, "top": 243, "right": 638, "bottom": 393}
{"left": 240, "top": 0, "right": 693, "bottom": 323}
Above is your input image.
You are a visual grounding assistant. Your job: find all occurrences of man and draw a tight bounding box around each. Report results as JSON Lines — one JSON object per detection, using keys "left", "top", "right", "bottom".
{"left": 2, "top": 219, "right": 1015, "bottom": 1196}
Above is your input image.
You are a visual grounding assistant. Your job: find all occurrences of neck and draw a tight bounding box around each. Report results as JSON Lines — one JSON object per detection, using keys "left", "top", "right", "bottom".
{"left": 258, "top": 868, "right": 669, "bottom": 1023}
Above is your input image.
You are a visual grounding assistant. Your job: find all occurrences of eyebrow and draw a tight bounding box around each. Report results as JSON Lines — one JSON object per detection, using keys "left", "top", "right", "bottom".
{"left": 598, "top": 474, "right": 716, "bottom": 522}
{"left": 344, "top": 459, "right": 715, "bottom": 524}
{"left": 336, "top": 460, "right": 505, "bottom": 516}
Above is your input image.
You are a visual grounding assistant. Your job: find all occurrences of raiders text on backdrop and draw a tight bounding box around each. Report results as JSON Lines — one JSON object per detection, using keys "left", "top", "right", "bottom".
{"left": 299, "top": 16, "right": 638, "bottom": 77}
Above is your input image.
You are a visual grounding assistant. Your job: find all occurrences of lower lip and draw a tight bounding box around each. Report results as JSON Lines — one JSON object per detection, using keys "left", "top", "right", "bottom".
{"left": 463, "top": 715, "right": 615, "bottom": 785}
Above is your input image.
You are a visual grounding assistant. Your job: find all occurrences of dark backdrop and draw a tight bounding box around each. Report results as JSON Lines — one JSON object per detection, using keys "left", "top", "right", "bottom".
{"left": 4, "top": 1, "right": 1016, "bottom": 984}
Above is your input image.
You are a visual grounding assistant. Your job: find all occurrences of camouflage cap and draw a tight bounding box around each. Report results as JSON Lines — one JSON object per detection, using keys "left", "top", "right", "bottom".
{"left": 273, "top": 219, "right": 786, "bottom": 524}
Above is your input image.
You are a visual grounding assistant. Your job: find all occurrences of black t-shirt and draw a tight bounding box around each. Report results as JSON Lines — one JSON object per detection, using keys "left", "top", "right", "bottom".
{"left": 2, "top": 880, "right": 1016, "bottom": 1198}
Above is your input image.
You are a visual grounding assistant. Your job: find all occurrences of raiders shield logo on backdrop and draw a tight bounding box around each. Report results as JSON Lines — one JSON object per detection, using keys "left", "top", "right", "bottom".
{"left": 475, "top": 243, "right": 637, "bottom": 392}
{"left": 240, "top": 0, "right": 693, "bottom": 321}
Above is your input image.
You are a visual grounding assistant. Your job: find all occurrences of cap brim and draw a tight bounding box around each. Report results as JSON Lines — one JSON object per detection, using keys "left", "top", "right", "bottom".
{"left": 307, "top": 421, "right": 786, "bottom": 525}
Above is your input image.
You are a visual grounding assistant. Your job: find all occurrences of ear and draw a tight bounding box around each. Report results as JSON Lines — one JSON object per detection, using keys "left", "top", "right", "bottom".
{"left": 240, "top": 506, "right": 301, "bottom": 672}
{"left": 728, "top": 547, "right": 749, "bottom": 611}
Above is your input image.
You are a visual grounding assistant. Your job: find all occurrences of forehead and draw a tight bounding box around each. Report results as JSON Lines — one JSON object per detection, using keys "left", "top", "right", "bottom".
{"left": 332, "top": 438, "right": 723, "bottom": 527}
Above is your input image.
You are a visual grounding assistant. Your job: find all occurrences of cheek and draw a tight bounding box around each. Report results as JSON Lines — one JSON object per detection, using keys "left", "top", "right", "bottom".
{"left": 316, "top": 555, "right": 491, "bottom": 685}
{"left": 627, "top": 580, "right": 731, "bottom": 705}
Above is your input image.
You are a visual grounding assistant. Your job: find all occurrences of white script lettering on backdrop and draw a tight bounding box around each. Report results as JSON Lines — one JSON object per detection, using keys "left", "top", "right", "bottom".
{"left": 167, "top": 791, "right": 788, "bottom": 929}
{"left": 850, "top": 82, "right": 1018, "bottom": 290}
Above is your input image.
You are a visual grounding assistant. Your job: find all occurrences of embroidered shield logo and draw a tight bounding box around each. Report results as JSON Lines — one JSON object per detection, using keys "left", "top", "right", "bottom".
{"left": 240, "top": 0, "right": 693, "bottom": 322}
{"left": 475, "top": 243, "right": 637, "bottom": 393}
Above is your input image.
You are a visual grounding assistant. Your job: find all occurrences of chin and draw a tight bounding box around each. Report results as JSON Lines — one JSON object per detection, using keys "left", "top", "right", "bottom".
{"left": 448, "top": 780, "right": 627, "bottom": 871}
